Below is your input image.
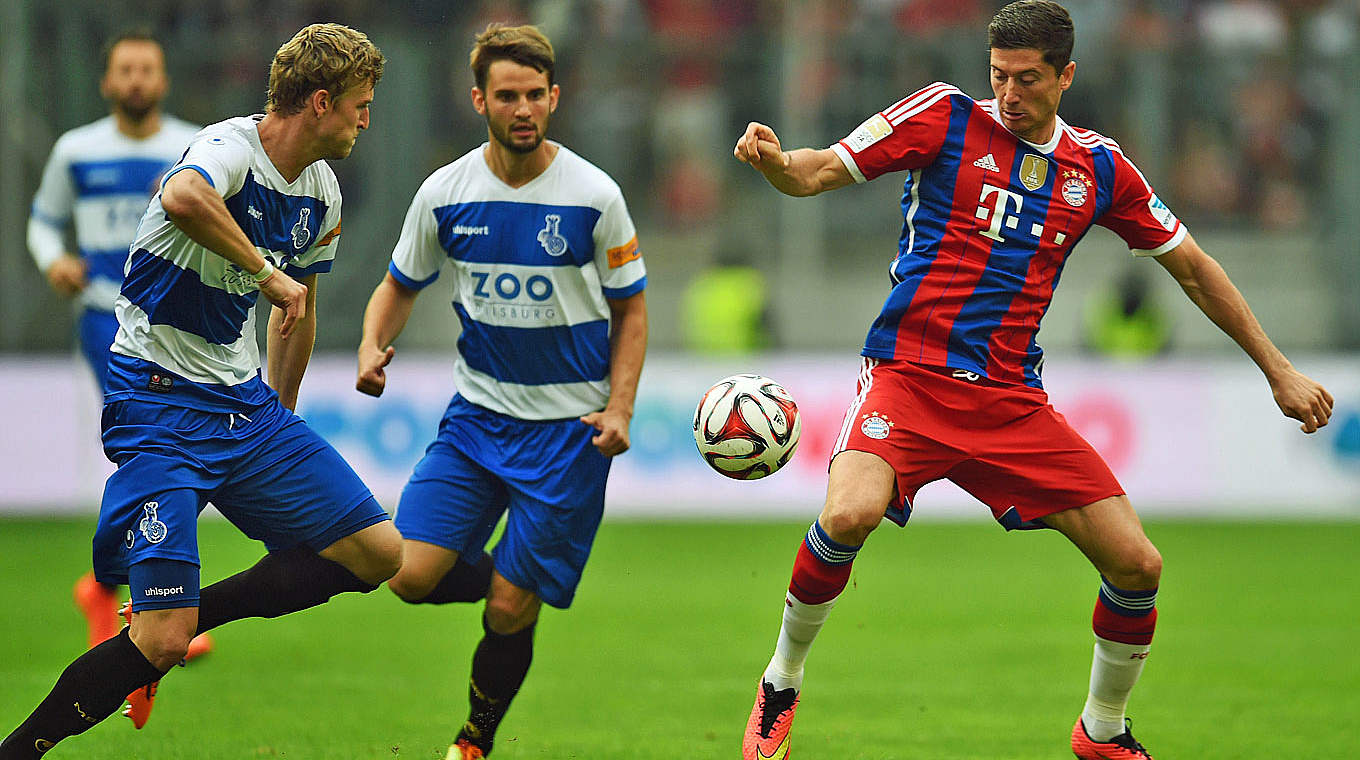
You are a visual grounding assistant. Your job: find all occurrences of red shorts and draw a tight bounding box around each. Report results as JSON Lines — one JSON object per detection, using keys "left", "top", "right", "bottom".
{"left": 833, "top": 358, "right": 1124, "bottom": 529}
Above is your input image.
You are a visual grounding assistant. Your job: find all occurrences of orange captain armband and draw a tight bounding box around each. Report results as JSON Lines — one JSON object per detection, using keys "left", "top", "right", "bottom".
{"left": 606, "top": 236, "right": 639, "bottom": 269}
{"left": 317, "top": 221, "right": 341, "bottom": 247}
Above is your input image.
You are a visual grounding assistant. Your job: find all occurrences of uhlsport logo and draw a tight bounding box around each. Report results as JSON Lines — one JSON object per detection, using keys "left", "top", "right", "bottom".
{"left": 291, "top": 207, "right": 312, "bottom": 249}
{"left": 537, "top": 214, "right": 568, "bottom": 256}
{"left": 139, "top": 501, "right": 168, "bottom": 544}
{"left": 860, "top": 411, "right": 894, "bottom": 440}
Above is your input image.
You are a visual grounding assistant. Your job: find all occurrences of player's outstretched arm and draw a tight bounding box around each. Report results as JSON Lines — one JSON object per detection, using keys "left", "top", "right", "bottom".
{"left": 356, "top": 272, "right": 419, "bottom": 397}
{"left": 267, "top": 274, "right": 319, "bottom": 411}
{"left": 1156, "top": 234, "right": 1334, "bottom": 433}
{"left": 732, "top": 121, "right": 854, "bottom": 197}
{"left": 581, "top": 291, "right": 647, "bottom": 457}
{"left": 161, "top": 170, "right": 308, "bottom": 336}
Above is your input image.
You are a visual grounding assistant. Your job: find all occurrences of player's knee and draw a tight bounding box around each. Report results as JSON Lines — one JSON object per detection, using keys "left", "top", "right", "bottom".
{"left": 1110, "top": 544, "right": 1163, "bottom": 590}
{"left": 484, "top": 594, "right": 538, "bottom": 634}
{"left": 352, "top": 530, "right": 403, "bottom": 586}
{"left": 819, "top": 501, "right": 882, "bottom": 545}
{"left": 132, "top": 629, "right": 192, "bottom": 671}
{"left": 387, "top": 570, "right": 435, "bottom": 603}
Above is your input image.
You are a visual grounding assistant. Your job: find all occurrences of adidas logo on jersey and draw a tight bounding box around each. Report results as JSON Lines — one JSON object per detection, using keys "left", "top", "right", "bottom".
{"left": 973, "top": 153, "right": 1000, "bottom": 172}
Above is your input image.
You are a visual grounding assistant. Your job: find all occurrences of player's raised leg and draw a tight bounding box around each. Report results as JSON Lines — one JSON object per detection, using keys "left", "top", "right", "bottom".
{"left": 453, "top": 572, "right": 541, "bottom": 759}
{"left": 1044, "top": 495, "right": 1161, "bottom": 759}
{"left": 389, "top": 540, "right": 493, "bottom": 605}
{"left": 744, "top": 450, "right": 894, "bottom": 760}
{"left": 194, "top": 519, "right": 401, "bottom": 635}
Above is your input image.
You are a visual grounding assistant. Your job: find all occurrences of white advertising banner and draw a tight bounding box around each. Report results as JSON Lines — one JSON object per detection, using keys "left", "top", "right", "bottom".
{"left": 1, "top": 354, "right": 1356, "bottom": 519}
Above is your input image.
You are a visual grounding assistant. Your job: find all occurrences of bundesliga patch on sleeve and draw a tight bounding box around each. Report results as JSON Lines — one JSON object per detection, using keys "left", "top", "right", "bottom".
{"left": 1148, "top": 194, "right": 1178, "bottom": 231}
{"left": 843, "top": 114, "right": 892, "bottom": 154}
{"left": 607, "top": 236, "right": 640, "bottom": 269}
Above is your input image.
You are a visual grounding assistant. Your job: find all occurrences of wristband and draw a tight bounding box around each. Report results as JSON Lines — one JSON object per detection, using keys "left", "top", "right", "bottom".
{"left": 252, "top": 258, "right": 275, "bottom": 284}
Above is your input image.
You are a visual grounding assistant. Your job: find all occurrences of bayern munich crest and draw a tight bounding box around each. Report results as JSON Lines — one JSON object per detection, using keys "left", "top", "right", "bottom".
{"left": 860, "top": 411, "right": 894, "bottom": 440}
{"left": 1061, "top": 169, "right": 1092, "bottom": 207}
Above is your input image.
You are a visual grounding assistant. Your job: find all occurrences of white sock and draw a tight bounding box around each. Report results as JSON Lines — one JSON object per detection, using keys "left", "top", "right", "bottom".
{"left": 762, "top": 592, "right": 838, "bottom": 692}
{"left": 1081, "top": 636, "right": 1151, "bottom": 742}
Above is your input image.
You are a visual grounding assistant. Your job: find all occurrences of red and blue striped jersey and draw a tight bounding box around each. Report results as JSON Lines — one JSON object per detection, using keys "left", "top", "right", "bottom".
{"left": 831, "top": 82, "right": 1186, "bottom": 388}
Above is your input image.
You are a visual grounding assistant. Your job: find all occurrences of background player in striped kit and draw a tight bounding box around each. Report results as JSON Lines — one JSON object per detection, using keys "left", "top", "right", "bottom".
{"left": 356, "top": 23, "right": 647, "bottom": 760}
{"left": 732, "top": 2, "right": 1333, "bottom": 759}
{"left": 26, "top": 30, "right": 210, "bottom": 659}
{"left": 2, "top": 23, "right": 401, "bottom": 759}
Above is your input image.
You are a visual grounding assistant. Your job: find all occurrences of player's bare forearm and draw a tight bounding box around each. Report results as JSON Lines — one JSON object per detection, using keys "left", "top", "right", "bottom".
{"left": 161, "top": 170, "right": 272, "bottom": 275}
{"left": 604, "top": 291, "right": 648, "bottom": 419}
{"left": 580, "top": 291, "right": 646, "bottom": 456}
{"left": 267, "top": 274, "right": 318, "bottom": 411}
{"left": 733, "top": 122, "right": 853, "bottom": 197}
{"left": 1157, "top": 236, "right": 1334, "bottom": 432}
{"left": 355, "top": 273, "right": 418, "bottom": 397}
{"left": 1157, "top": 237, "right": 1288, "bottom": 376}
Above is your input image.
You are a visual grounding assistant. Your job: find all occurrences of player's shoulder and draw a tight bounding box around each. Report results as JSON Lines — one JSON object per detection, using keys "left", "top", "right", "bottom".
{"left": 161, "top": 115, "right": 204, "bottom": 140}
{"left": 51, "top": 116, "right": 117, "bottom": 154}
{"left": 411, "top": 145, "right": 485, "bottom": 202}
{"left": 1061, "top": 120, "right": 1125, "bottom": 156}
{"left": 882, "top": 81, "right": 972, "bottom": 123}
{"left": 191, "top": 116, "right": 256, "bottom": 151}
{"left": 549, "top": 143, "right": 626, "bottom": 202}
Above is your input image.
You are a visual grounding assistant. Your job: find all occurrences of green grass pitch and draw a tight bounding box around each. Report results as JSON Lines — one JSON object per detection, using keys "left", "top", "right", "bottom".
{"left": 2, "top": 516, "right": 1357, "bottom": 759}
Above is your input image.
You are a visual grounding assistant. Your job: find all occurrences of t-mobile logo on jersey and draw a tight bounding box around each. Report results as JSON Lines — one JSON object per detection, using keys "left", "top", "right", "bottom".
{"left": 975, "top": 183, "right": 1023, "bottom": 242}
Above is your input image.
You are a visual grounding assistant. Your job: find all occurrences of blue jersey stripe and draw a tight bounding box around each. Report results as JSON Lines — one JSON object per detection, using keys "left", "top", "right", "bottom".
{"left": 944, "top": 147, "right": 1055, "bottom": 376}
{"left": 601, "top": 275, "right": 646, "bottom": 300}
{"left": 69, "top": 158, "right": 168, "bottom": 198}
{"left": 435, "top": 202, "right": 601, "bottom": 267}
{"left": 864, "top": 98, "right": 971, "bottom": 357}
{"left": 224, "top": 170, "right": 330, "bottom": 260}
{"left": 285, "top": 258, "right": 333, "bottom": 278}
{"left": 389, "top": 260, "right": 438, "bottom": 290}
{"left": 165, "top": 164, "right": 214, "bottom": 188}
{"left": 1091, "top": 147, "right": 1116, "bottom": 221}
{"left": 121, "top": 248, "right": 259, "bottom": 345}
{"left": 454, "top": 302, "right": 609, "bottom": 385}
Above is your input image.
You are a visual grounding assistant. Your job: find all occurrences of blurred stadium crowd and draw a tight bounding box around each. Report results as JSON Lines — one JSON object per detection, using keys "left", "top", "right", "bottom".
{"left": 3, "top": 0, "right": 1357, "bottom": 354}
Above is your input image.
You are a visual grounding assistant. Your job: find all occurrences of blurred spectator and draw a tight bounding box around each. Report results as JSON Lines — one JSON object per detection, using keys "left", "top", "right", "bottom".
{"left": 1083, "top": 267, "right": 1171, "bottom": 360}
{"left": 681, "top": 250, "right": 773, "bottom": 355}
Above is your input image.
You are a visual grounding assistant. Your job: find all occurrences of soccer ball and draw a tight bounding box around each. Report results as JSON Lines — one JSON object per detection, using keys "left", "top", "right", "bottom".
{"left": 693, "top": 374, "right": 801, "bottom": 480}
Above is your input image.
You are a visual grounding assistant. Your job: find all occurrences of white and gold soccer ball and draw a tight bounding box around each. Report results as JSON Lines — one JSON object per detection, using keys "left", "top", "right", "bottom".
{"left": 692, "top": 374, "right": 801, "bottom": 480}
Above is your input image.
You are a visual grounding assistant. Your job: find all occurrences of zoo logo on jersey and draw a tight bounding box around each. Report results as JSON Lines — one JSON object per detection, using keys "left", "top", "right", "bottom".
{"left": 291, "top": 207, "right": 312, "bottom": 250}
{"left": 537, "top": 214, "right": 568, "bottom": 257}
{"left": 139, "top": 501, "right": 168, "bottom": 544}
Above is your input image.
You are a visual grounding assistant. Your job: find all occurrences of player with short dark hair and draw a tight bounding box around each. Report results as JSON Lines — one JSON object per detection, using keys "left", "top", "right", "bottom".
{"left": 356, "top": 22, "right": 647, "bottom": 760}
{"left": 27, "top": 25, "right": 213, "bottom": 693}
{"left": 733, "top": 2, "right": 1333, "bottom": 758}
{"left": 2, "top": 23, "right": 400, "bottom": 759}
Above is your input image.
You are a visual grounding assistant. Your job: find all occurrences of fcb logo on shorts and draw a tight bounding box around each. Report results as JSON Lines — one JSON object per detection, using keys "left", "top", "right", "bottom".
{"left": 860, "top": 411, "right": 894, "bottom": 440}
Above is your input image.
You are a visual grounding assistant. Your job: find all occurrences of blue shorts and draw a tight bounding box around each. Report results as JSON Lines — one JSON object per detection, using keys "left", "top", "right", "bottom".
{"left": 79, "top": 309, "right": 118, "bottom": 394}
{"left": 94, "top": 397, "right": 389, "bottom": 611}
{"left": 394, "top": 396, "right": 611, "bottom": 609}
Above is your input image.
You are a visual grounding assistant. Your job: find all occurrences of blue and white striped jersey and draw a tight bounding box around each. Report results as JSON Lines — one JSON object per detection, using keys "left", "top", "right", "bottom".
{"left": 106, "top": 115, "right": 343, "bottom": 412}
{"left": 389, "top": 142, "right": 646, "bottom": 420}
{"left": 28, "top": 115, "right": 200, "bottom": 313}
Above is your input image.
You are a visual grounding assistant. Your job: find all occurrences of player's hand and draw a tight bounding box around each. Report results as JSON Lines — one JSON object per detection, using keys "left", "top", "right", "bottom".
{"left": 580, "top": 408, "right": 631, "bottom": 457}
{"left": 258, "top": 267, "right": 307, "bottom": 339}
{"left": 356, "top": 344, "right": 396, "bottom": 397}
{"left": 1270, "top": 366, "right": 1334, "bottom": 434}
{"left": 733, "top": 122, "right": 789, "bottom": 172}
{"left": 45, "top": 255, "right": 87, "bottom": 297}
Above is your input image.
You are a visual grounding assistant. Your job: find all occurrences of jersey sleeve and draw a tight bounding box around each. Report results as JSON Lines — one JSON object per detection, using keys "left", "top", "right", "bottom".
{"left": 163, "top": 131, "right": 251, "bottom": 200}
{"left": 388, "top": 180, "right": 446, "bottom": 290}
{"left": 27, "top": 136, "right": 75, "bottom": 271}
{"left": 830, "top": 82, "right": 960, "bottom": 183}
{"left": 1096, "top": 149, "right": 1187, "bottom": 256}
{"left": 592, "top": 189, "right": 645, "bottom": 299}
